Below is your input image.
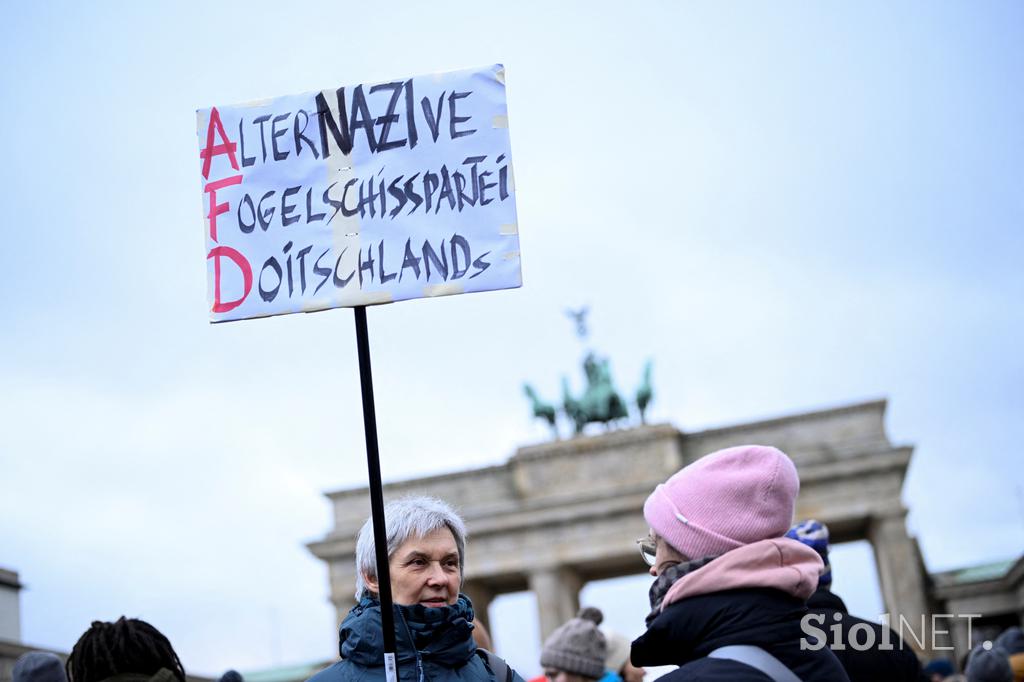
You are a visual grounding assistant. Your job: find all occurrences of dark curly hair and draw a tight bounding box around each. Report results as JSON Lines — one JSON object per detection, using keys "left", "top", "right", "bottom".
{"left": 66, "top": 617, "right": 186, "bottom": 682}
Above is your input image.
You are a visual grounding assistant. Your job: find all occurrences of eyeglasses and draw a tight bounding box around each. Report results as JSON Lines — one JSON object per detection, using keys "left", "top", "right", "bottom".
{"left": 636, "top": 535, "right": 657, "bottom": 566}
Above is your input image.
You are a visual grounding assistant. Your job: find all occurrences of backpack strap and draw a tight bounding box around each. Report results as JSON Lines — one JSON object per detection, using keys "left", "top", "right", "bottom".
{"left": 476, "top": 648, "right": 513, "bottom": 682}
{"left": 707, "top": 645, "right": 803, "bottom": 682}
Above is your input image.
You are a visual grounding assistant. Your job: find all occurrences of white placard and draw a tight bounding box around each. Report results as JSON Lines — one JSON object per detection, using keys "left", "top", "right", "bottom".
{"left": 196, "top": 64, "right": 520, "bottom": 322}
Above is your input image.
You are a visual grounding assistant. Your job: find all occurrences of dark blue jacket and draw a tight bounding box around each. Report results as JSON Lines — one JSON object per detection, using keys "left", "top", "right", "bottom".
{"left": 631, "top": 587, "right": 850, "bottom": 682}
{"left": 308, "top": 597, "right": 518, "bottom": 682}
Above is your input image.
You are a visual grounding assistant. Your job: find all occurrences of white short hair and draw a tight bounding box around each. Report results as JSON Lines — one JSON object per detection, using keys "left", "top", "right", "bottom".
{"left": 354, "top": 496, "right": 468, "bottom": 600}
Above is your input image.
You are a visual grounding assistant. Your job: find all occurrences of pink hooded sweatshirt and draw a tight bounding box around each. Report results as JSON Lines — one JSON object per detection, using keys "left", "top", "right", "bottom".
{"left": 658, "top": 537, "right": 824, "bottom": 612}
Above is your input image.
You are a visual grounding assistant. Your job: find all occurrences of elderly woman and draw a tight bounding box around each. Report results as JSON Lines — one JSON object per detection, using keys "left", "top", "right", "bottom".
{"left": 309, "top": 496, "right": 522, "bottom": 682}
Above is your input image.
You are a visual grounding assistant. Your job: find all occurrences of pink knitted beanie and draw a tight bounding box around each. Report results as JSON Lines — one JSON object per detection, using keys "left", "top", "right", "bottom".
{"left": 643, "top": 444, "right": 800, "bottom": 560}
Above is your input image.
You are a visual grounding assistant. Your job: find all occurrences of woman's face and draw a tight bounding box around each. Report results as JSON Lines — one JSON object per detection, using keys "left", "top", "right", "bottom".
{"left": 364, "top": 526, "right": 461, "bottom": 607}
{"left": 544, "top": 670, "right": 594, "bottom": 682}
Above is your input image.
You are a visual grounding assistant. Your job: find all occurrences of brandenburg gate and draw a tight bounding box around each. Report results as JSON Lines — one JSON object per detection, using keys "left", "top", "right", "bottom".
{"left": 307, "top": 399, "right": 929, "bottom": 646}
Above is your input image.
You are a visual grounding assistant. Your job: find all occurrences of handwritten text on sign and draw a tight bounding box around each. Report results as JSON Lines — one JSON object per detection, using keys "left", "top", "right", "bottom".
{"left": 197, "top": 64, "right": 520, "bottom": 322}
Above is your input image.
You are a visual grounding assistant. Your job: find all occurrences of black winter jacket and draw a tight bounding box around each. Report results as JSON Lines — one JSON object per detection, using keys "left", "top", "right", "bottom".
{"left": 631, "top": 587, "right": 850, "bottom": 682}
{"left": 804, "top": 588, "right": 921, "bottom": 682}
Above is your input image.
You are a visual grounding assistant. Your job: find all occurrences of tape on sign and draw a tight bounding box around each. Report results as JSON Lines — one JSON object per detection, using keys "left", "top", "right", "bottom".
{"left": 350, "top": 291, "right": 393, "bottom": 306}
{"left": 424, "top": 283, "right": 465, "bottom": 297}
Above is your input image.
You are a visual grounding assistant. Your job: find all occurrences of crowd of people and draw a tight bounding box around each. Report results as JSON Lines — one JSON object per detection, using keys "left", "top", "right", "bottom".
{"left": 11, "top": 445, "right": 1024, "bottom": 682}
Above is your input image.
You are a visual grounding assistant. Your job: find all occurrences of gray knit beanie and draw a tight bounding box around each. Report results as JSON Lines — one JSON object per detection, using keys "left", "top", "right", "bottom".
{"left": 13, "top": 653, "right": 67, "bottom": 682}
{"left": 966, "top": 645, "right": 1013, "bottom": 682}
{"left": 540, "top": 608, "right": 607, "bottom": 680}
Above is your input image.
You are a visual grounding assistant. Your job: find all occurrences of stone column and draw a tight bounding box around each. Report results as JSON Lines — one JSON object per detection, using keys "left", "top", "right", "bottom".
{"left": 328, "top": 562, "right": 360, "bottom": 634}
{"left": 462, "top": 580, "right": 496, "bottom": 631}
{"left": 868, "top": 511, "right": 931, "bottom": 654}
{"left": 333, "top": 596, "right": 358, "bottom": 632}
{"left": 529, "top": 566, "right": 582, "bottom": 643}
{"left": 0, "top": 568, "right": 22, "bottom": 643}
{"left": 947, "top": 614, "right": 973, "bottom": 663}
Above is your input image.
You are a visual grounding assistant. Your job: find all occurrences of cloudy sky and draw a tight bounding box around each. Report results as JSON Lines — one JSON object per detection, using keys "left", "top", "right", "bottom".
{"left": 2, "top": 0, "right": 1022, "bottom": 677}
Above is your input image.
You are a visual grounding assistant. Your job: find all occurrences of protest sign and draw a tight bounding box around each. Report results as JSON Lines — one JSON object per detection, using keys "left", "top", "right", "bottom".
{"left": 197, "top": 64, "right": 520, "bottom": 322}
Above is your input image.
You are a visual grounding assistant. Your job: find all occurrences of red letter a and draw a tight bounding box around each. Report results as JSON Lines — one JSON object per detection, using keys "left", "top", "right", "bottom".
{"left": 199, "top": 107, "right": 240, "bottom": 179}
{"left": 207, "top": 245, "right": 253, "bottom": 314}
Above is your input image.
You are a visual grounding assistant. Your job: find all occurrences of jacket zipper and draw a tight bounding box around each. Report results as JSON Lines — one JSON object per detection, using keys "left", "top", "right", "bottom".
{"left": 397, "top": 607, "right": 426, "bottom": 682}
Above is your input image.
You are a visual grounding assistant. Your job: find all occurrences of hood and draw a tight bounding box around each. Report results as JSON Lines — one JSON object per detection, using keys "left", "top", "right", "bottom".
{"left": 658, "top": 538, "right": 822, "bottom": 613}
{"left": 340, "top": 599, "right": 406, "bottom": 666}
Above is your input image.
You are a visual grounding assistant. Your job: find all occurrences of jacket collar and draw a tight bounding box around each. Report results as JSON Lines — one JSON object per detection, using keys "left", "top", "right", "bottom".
{"left": 339, "top": 594, "right": 476, "bottom": 667}
{"left": 657, "top": 538, "right": 822, "bottom": 614}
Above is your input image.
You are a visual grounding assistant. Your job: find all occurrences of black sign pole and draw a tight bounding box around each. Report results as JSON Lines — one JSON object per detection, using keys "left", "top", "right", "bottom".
{"left": 353, "top": 305, "right": 399, "bottom": 682}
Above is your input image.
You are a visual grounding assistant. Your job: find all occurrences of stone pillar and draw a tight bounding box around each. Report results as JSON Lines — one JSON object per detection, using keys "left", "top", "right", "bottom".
{"left": 0, "top": 569, "right": 22, "bottom": 643}
{"left": 328, "top": 559, "right": 361, "bottom": 634}
{"left": 947, "top": 614, "right": 972, "bottom": 662}
{"left": 868, "top": 511, "right": 931, "bottom": 654}
{"left": 529, "top": 566, "right": 582, "bottom": 643}
{"left": 462, "top": 580, "right": 496, "bottom": 631}
{"left": 333, "top": 596, "right": 358, "bottom": 632}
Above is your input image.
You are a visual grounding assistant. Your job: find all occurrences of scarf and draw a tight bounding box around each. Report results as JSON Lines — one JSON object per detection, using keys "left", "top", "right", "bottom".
{"left": 646, "top": 554, "right": 719, "bottom": 626}
{"left": 396, "top": 594, "right": 476, "bottom": 653}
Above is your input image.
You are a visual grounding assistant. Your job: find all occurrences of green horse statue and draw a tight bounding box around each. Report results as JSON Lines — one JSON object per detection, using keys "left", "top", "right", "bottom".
{"left": 636, "top": 359, "right": 654, "bottom": 424}
{"left": 562, "top": 352, "right": 629, "bottom": 434}
{"left": 523, "top": 383, "right": 558, "bottom": 438}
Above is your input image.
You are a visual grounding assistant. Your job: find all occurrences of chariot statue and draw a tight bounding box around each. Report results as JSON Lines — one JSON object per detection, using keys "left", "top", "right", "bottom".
{"left": 523, "top": 307, "right": 654, "bottom": 438}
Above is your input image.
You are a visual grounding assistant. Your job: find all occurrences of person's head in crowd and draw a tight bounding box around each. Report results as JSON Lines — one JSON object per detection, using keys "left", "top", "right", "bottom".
{"left": 925, "top": 655, "right": 954, "bottom": 675}
{"left": 997, "top": 628, "right": 1024, "bottom": 655}
{"left": 995, "top": 627, "right": 1024, "bottom": 682}
{"left": 601, "top": 629, "right": 644, "bottom": 682}
{"left": 785, "top": 519, "right": 832, "bottom": 589}
{"left": 218, "top": 671, "right": 243, "bottom": 682}
{"left": 13, "top": 652, "right": 67, "bottom": 682}
{"left": 313, "top": 497, "right": 521, "bottom": 682}
{"left": 354, "top": 496, "right": 467, "bottom": 607}
{"left": 788, "top": 515, "right": 922, "bottom": 681}
{"left": 540, "top": 608, "right": 607, "bottom": 682}
{"left": 965, "top": 644, "right": 1012, "bottom": 682}
{"left": 925, "top": 659, "right": 954, "bottom": 679}
{"left": 640, "top": 444, "right": 805, "bottom": 576}
{"left": 65, "top": 617, "right": 185, "bottom": 682}
{"left": 630, "top": 445, "right": 851, "bottom": 680}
